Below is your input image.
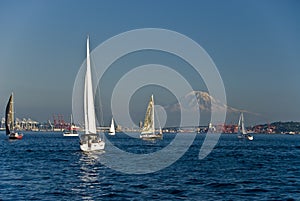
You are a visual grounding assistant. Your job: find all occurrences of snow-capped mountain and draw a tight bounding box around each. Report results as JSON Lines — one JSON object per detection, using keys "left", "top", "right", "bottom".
{"left": 164, "top": 91, "right": 259, "bottom": 125}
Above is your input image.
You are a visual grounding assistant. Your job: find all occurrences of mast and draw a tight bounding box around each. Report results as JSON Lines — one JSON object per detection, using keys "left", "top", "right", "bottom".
{"left": 151, "top": 94, "right": 155, "bottom": 135}
{"left": 11, "top": 93, "right": 14, "bottom": 131}
{"left": 70, "top": 114, "right": 73, "bottom": 134}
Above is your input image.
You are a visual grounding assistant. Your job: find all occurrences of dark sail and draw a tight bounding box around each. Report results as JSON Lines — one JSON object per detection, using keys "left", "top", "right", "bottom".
{"left": 5, "top": 94, "right": 13, "bottom": 135}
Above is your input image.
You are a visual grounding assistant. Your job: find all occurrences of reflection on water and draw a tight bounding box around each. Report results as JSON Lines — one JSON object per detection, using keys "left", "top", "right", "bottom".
{"left": 79, "top": 152, "right": 101, "bottom": 182}
{"left": 76, "top": 151, "right": 105, "bottom": 201}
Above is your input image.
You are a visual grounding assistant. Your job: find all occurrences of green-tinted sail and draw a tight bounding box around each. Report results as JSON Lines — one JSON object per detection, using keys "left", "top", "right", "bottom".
{"left": 141, "top": 95, "right": 155, "bottom": 135}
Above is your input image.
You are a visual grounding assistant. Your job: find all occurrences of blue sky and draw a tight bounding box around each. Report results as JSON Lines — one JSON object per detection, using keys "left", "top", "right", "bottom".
{"left": 0, "top": 0, "right": 299, "bottom": 125}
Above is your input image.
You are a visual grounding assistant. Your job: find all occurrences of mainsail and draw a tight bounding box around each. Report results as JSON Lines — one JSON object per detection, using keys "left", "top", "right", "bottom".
{"left": 109, "top": 118, "right": 115, "bottom": 134}
{"left": 5, "top": 94, "right": 14, "bottom": 135}
{"left": 141, "top": 95, "right": 155, "bottom": 135}
{"left": 84, "top": 36, "right": 97, "bottom": 134}
{"left": 238, "top": 113, "right": 247, "bottom": 135}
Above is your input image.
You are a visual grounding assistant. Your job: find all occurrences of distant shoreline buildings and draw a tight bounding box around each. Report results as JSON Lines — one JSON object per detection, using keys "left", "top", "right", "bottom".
{"left": 1, "top": 117, "right": 299, "bottom": 134}
{"left": 0, "top": 116, "right": 70, "bottom": 132}
{"left": 1, "top": 117, "right": 40, "bottom": 131}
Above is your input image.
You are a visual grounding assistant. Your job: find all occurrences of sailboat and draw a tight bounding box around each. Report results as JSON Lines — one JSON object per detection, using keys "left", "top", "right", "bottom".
{"left": 63, "top": 114, "right": 78, "bottom": 137}
{"left": 79, "top": 37, "right": 105, "bottom": 151}
{"left": 237, "top": 112, "right": 253, "bottom": 141}
{"left": 5, "top": 93, "right": 23, "bottom": 140}
{"left": 108, "top": 117, "right": 115, "bottom": 135}
{"left": 140, "top": 94, "right": 163, "bottom": 140}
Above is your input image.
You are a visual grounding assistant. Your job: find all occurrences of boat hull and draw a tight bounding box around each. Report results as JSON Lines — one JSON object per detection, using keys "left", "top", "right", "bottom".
{"left": 108, "top": 131, "right": 115, "bottom": 136}
{"left": 79, "top": 134, "right": 105, "bottom": 151}
{"left": 63, "top": 133, "right": 79, "bottom": 137}
{"left": 247, "top": 135, "right": 254, "bottom": 141}
{"left": 80, "top": 141, "right": 105, "bottom": 151}
{"left": 238, "top": 134, "right": 254, "bottom": 141}
{"left": 140, "top": 133, "right": 163, "bottom": 140}
{"left": 8, "top": 132, "right": 23, "bottom": 140}
{"left": 63, "top": 132, "right": 79, "bottom": 137}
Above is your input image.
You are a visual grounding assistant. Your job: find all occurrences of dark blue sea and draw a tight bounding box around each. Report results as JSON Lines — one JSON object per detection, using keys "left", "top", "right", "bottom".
{"left": 1, "top": 132, "right": 300, "bottom": 201}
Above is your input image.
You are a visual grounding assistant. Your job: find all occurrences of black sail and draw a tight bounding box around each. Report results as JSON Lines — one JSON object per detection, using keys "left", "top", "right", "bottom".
{"left": 5, "top": 94, "right": 13, "bottom": 135}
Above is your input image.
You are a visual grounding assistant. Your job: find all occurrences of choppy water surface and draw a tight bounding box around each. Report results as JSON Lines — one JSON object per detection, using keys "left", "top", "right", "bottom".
{"left": 0, "top": 132, "right": 299, "bottom": 200}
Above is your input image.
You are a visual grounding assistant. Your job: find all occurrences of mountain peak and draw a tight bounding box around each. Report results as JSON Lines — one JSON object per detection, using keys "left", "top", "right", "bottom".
{"left": 164, "top": 90, "right": 260, "bottom": 125}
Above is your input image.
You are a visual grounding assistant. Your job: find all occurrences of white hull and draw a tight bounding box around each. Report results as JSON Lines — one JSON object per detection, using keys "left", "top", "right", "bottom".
{"left": 238, "top": 134, "right": 254, "bottom": 141}
{"left": 80, "top": 134, "right": 105, "bottom": 151}
{"left": 80, "top": 140, "right": 105, "bottom": 151}
{"left": 247, "top": 135, "right": 254, "bottom": 141}
{"left": 63, "top": 133, "right": 79, "bottom": 137}
{"left": 108, "top": 131, "right": 115, "bottom": 136}
{"left": 140, "top": 133, "right": 163, "bottom": 140}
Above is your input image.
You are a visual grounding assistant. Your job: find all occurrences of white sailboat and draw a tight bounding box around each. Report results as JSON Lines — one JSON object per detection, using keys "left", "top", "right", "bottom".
{"left": 140, "top": 94, "right": 163, "bottom": 140}
{"left": 237, "top": 112, "right": 253, "bottom": 141}
{"left": 79, "top": 37, "right": 105, "bottom": 151}
{"left": 108, "top": 117, "right": 115, "bottom": 135}
{"left": 63, "top": 114, "right": 78, "bottom": 137}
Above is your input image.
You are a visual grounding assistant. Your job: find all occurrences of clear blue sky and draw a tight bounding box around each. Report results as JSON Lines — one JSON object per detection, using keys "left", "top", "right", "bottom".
{"left": 0, "top": 0, "right": 299, "bottom": 125}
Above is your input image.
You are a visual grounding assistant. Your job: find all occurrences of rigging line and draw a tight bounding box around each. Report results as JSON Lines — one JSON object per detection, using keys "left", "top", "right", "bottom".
{"left": 154, "top": 104, "right": 162, "bottom": 129}
{"left": 90, "top": 52, "right": 104, "bottom": 127}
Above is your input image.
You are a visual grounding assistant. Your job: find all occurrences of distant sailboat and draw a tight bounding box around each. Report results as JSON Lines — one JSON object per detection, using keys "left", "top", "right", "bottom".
{"left": 108, "top": 117, "right": 115, "bottom": 135}
{"left": 5, "top": 93, "right": 23, "bottom": 140}
{"left": 140, "top": 94, "right": 163, "bottom": 140}
{"left": 63, "top": 114, "right": 78, "bottom": 137}
{"left": 237, "top": 113, "right": 253, "bottom": 141}
{"left": 79, "top": 36, "right": 105, "bottom": 151}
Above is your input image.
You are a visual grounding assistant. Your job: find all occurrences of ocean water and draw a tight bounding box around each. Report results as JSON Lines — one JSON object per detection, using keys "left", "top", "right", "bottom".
{"left": 0, "top": 132, "right": 300, "bottom": 200}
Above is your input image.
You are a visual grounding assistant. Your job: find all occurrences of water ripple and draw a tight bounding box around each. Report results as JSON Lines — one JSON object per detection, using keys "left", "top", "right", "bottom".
{"left": 0, "top": 132, "right": 300, "bottom": 200}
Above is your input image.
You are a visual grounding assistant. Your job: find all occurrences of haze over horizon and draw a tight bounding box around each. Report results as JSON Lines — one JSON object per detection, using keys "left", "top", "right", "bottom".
{"left": 0, "top": 1, "right": 299, "bottom": 126}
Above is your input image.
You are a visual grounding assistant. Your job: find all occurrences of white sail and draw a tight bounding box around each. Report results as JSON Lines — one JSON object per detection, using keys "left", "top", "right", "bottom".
{"left": 84, "top": 36, "right": 96, "bottom": 134}
{"left": 237, "top": 112, "right": 253, "bottom": 140}
{"left": 159, "top": 127, "right": 162, "bottom": 135}
{"left": 109, "top": 117, "right": 115, "bottom": 135}
{"left": 238, "top": 113, "right": 247, "bottom": 135}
